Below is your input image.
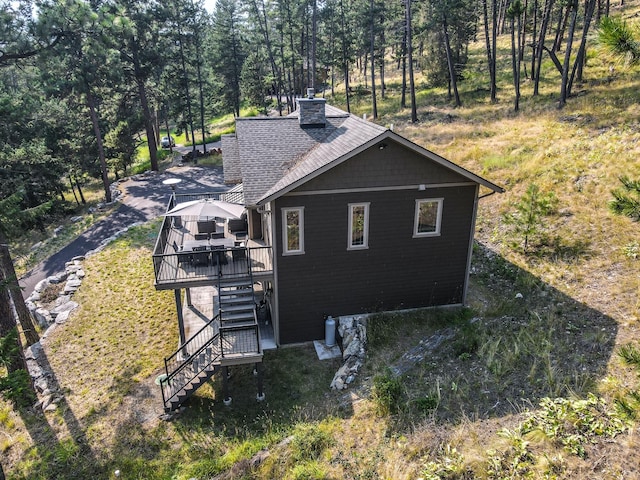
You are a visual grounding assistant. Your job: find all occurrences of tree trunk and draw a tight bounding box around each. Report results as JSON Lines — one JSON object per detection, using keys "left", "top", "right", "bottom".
{"left": 483, "top": 0, "right": 497, "bottom": 102}
{"left": 85, "top": 88, "right": 112, "bottom": 203}
{"left": 0, "top": 267, "right": 27, "bottom": 375}
{"left": 534, "top": 0, "right": 555, "bottom": 95}
{"left": 249, "top": 0, "right": 284, "bottom": 115}
{"left": 568, "top": 0, "right": 596, "bottom": 93}
{"left": 339, "top": 0, "right": 351, "bottom": 113}
{"left": 553, "top": 5, "right": 570, "bottom": 52}
{"left": 443, "top": 15, "right": 461, "bottom": 107}
{"left": 69, "top": 175, "right": 80, "bottom": 205}
{"left": 76, "top": 177, "right": 86, "bottom": 204}
{"left": 531, "top": 0, "right": 539, "bottom": 80}
{"left": 558, "top": 0, "right": 578, "bottom": 108}
{"left": 0, "top": 234, "right": 39, "bottom": 346}
{"left": 312, "top": 0, "right": 317, "bottom": 90}
{"left": 370, "top": 0, "right": 378, "bottom": 119}
{"left": 131, "top": 38, "right": 159, "bottom": 171}
{"left": 510, "top": 16, "right": 521, "bottom": 111}
{"left": 406, "top": 0, "right": 418, "bottom": 122}
{"left": 401, "top": 27, "right": 407, "bottom": 109}
{"left": 177, "top": 30, "right": 197, "bottom": 162}
{"left": 195, "top": 43, "right": 207, "bottom": 153}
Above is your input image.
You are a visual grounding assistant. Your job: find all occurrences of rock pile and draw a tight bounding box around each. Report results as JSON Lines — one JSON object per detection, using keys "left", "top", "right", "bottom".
{"left": 330, "top": 315, "right": 368, "bottom": 390}
{"left": 23, "top": 256, "right": 86, "bottom": 412}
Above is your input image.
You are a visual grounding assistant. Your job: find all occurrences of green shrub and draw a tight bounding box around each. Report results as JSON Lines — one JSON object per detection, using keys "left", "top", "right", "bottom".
{"left": 421, "top": 444, "right": 467, "bottom": 480}
{"left": 0, "top": 369, "right": 36, "bottom": 408}
{"left": 286, "top": 460, "right": 328, "bottom": 480}
{"left": 372, "top": 370, "right": 404, "bottom": 415}
{"left": 618, "top": 342, "right": 640, "bottom": 370}
{"left": 291, "top": 423, "right": 334, "bottom": 462}
{"left": 521, "top": 395, "right": 627, "bottom": 458}
{"left": 502, "top": 183, "right": 558, "bottom": 253}
{"left": 452, "top": 320, "right": 481, "bottom": 358}
{"left": 609, "top": 176, "right": 640, "bottom": 220}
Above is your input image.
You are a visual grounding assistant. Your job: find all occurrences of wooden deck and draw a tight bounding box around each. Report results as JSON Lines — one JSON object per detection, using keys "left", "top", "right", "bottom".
{"left": 153, "top": 217, "right": 274, "bottom": 289}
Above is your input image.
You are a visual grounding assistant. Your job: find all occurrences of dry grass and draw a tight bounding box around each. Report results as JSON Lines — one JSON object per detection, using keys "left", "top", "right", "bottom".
{"left": 4, "top": 4, "right": 640, "bottom": 478}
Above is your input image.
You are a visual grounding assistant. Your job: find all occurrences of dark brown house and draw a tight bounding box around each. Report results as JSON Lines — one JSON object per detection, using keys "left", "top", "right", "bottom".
{"left": 222, "top": 93, "right": 504, "bottom": 344}
{"left": 152, "top": 92, "right": 502, "bottom": 410}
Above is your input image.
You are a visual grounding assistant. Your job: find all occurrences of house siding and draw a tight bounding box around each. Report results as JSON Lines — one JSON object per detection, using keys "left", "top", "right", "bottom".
{"left": 274, "top": 184, "right": 477, "bottom": 344}
{"left": 295, "top": 140, "right": 465, "bottom": 192}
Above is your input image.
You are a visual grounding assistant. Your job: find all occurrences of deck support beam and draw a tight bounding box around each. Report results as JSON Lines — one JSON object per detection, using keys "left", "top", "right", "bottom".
{"left": 255, "top": 362, "right": 265, "bottom": 401}
{"left": 174, "top": 289, "right": 188, "bottom": 356}
{"left": 222, "top": 366, "right": 231, "bottom": 404}
{"left": 186, "top": 288, "right": 193, "bottom": 307}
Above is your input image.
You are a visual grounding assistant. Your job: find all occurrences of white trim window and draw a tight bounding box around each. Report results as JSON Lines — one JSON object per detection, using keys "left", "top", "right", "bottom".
{"left": 414, "top": 198, "right": 443, "bottom": 237}
{"left": 282, "top": 207, "right": 304, "bottom": 255}
{"left": 348, "top": 202, "right": 370, "bottom": 250}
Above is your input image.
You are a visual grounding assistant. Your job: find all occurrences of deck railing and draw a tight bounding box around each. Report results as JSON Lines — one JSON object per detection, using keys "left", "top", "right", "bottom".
{"left": 153, "top": 245, "right": 273, "bottom": 286}
{"left": 160, "top": 312, "right": 262, "bottom": 410}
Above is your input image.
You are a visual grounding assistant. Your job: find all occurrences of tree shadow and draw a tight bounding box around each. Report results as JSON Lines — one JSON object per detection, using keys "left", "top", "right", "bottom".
{"left": 10, "top": 345, "right": 103, "bottom": 478}
{"left": 365, "top": 241, "right": 619, "bottom": 427}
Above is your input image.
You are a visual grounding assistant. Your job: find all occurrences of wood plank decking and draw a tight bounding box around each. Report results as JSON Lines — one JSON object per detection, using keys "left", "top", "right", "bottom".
{"left": 153, "top": 217, "right": 273, "bottom": 289}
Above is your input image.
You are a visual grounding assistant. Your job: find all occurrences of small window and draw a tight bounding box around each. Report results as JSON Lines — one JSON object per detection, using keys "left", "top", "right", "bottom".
{"left": 282, "top": 207, "right": 304, "bottom": 255}
{"left": 348, "top": 203, "right": 370, "bottom": 250}
{"left": 414, "top": 198, "right": 443, "bottom": 237}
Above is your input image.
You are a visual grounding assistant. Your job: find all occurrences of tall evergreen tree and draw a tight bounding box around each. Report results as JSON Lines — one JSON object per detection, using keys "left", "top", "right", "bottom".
{"left": 211, "top": 0, "right": 244, "bottom": 116}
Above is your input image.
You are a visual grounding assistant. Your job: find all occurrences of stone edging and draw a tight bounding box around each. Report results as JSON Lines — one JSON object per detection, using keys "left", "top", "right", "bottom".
{"left": 22, "top": 221, "right": 143, "bottom": 412}
{"left": 330, "top": 315, "right": 368, "bottom": 390}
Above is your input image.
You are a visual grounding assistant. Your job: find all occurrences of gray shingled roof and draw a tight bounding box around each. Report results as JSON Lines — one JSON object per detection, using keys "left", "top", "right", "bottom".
{"left": 258, "top": 114, "right": 387, "bottom": 203}
{"left": 226, "top": 104, "right": 502, "bottom": 206}
{"left": 235, "top": 107, "right": 362, "bottom": 206}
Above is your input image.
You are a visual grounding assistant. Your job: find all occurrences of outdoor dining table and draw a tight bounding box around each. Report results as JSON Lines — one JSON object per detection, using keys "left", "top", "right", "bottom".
{"left": 181, "top": 238, "right": 236, "bottom": 251}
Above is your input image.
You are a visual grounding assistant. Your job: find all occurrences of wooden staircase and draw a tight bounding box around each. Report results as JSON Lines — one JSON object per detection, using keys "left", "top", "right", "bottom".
{"left": 219, "top": 279, "right": 257, "bottom": 326}
{"left": 159, "top": 265, "right": 263, "bottom": 412}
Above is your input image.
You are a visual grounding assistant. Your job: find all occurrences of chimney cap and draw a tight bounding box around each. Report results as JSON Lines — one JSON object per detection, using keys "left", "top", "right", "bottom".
{"left": 307, "top": 88, "right": 315, "bottom": 99}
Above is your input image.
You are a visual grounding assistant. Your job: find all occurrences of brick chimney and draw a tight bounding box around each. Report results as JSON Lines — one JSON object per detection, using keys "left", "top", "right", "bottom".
{"left": 297, "top": 88, "right": 326, "bottom": 128}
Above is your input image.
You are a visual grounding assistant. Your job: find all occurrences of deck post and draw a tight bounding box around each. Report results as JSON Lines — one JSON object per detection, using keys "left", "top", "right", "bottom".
{"left": 255, "top": 362, "right": 265, "bottom": 401}
{"left": 174, "top": 289, "right": 188, "bottom": 356}
{"left": 222, "top": 366, "right": 231, "bottom": 405}
{"left": 186, "top": 288, "right": 192, "bottom": 307}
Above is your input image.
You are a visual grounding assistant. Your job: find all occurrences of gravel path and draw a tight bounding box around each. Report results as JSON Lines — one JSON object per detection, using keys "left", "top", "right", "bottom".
{"left": 19, "top": 165, "right": 227, "bottom": 299}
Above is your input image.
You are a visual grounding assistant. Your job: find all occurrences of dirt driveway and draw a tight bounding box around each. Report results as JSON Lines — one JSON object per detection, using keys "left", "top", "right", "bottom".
{"left": 19, "top": 165, "right": 227, "bottom": 299}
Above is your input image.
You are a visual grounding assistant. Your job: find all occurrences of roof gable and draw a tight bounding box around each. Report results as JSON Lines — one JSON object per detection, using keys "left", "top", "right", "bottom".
{"left": 222, "top": 104, "right": 503, "bottom": 206}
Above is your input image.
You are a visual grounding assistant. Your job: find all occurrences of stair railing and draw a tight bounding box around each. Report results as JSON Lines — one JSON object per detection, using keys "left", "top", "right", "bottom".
{"left": 160, "top": 314, "right": 221, "bottom": 410}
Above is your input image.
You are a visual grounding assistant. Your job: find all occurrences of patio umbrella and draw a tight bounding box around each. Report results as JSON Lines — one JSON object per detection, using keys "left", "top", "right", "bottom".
{"left": 163, "top": 199, "right": 245, "bottom": 219}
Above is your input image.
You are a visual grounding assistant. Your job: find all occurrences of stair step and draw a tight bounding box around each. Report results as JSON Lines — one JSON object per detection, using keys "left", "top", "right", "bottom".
{"left": 219, "top": 286, "right": 254, "bottom": 295}
{"left": 219, "top": 279, "right": 254, "bottom": 289}
{"left": 220, "top": 304, "right": 255, "bottom": 313}
{"left": 220, "top": 320, "right": 257, "bottom": 329}
{"left": 222, "top": 311, "right": 255, "bottom": 322}
{"left": 219, "top": 291, "right": 254, "bottom": 299}
{"left": 219, "top": 295, "right": 255, "bottom": 305}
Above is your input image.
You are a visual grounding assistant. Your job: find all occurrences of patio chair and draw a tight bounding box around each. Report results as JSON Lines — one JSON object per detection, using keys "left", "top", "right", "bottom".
{"left": 191, "top": 246, "right": 210, "bottom": 266}
{"left": 210, "top": 232, "right": 225, "bottom": 239}
{"left": 177, "top": 251, "right": 191, "bottom": 266}
{"left": 194, "top": 233, "right": 209, "bottom": 240}
{"left": 210, "top": 244, "right": 228, "bottom": 265}
{"left": 232, "top": 247, "right": 246, "bottom": 261}
{"left": 197, "top": 220, "right": 217, "bottom": 234}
